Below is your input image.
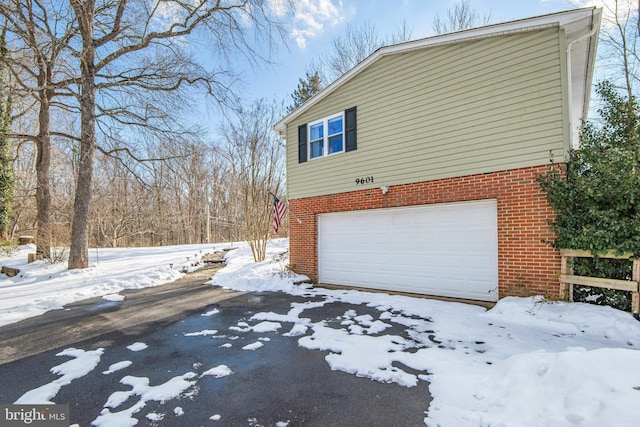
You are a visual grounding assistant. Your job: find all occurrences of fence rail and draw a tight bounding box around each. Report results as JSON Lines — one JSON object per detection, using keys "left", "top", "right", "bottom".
{"left": 559, "top": 249, "right": 640, "bottom": 314}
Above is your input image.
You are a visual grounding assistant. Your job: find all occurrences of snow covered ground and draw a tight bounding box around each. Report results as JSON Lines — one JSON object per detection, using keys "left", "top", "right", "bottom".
{"left": 2, "top": 239, "right": 640, "bottom": 426}
{"left": 0, "top": 243, "right": 220, "bottom": 327}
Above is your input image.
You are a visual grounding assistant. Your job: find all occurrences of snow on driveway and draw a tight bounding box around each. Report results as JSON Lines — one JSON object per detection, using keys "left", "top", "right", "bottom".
{"left": 0, "top": 243, "right": 226, "bottom": 327}
{"left": 2, "top": 239, "right": 640, "bottom": 426}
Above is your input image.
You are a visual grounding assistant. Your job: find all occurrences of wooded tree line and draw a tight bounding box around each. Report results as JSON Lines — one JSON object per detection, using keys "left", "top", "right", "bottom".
{"left": 8, "top": 107, "right": 282, "bottom": 250}
{"left": 0, "top": 0, "right": 287, "bottom": 264}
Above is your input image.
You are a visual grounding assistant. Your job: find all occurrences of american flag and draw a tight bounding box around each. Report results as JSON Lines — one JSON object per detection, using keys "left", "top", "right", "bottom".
{"left": 273, "top": 195, "right": 287, "bottom": 233}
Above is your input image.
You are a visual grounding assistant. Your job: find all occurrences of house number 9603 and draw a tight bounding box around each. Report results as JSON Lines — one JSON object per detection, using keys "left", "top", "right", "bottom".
{"left": 355, "top": 176, "right": 374, "bottom": 185}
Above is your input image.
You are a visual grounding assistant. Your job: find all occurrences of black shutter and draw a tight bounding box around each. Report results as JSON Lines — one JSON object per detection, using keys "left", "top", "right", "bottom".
{"left": 345, "top": 106, "right": 357, "bottom": 152}
{"left": 298, "top": 124, "right": 307, "bottom": 163}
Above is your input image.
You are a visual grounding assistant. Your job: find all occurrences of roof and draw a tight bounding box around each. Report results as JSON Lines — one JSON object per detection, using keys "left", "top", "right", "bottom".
{"left": 274, "top": 7, "right": 602, "bottom": 143}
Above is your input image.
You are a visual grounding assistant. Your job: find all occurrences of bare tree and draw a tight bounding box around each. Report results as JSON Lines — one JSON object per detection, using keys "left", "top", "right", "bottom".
{"left": 67, "top": 0, "right": 285, "bottom": 268}
{"left": 8, "top": 139, "right": 36, "bottom": 240}
{"left": 90, "top": 154, "right": 151, "bottom": 247}
{"left": 9, "top": 133, "right": 75, "bottom": 248}
{"left": 310, "top": 20, "right": 413, "bottom": 84}
{"left": 206, "top": 153, "right": 244, "bottom": 243}
{"left": 595, "top": 0, "right": 640, "bottom": 99}
{"left": 432, "top": 0, "right": 493, "bottom": 34}
{"left": 151, "top": 139, "right": 214, "bottom": 245}
{"left": 220, "top": 99, "right": 285, "bottom": 262}
{"left": 0, "top": 0, "right": 77, "bottom": 257}
{"left": 326, "top": 22, "right": 382, "bottom": 79}
{"left": 388, "top": 19, "right": 414, "bottom": 46}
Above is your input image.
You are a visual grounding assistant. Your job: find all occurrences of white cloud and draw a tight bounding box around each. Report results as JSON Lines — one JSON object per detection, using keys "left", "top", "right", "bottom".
{"left": 288, "top": 0, "right": 344, "bottom": 49}
{"left": 268, "top": 0, "right": 288, "bottom": 17}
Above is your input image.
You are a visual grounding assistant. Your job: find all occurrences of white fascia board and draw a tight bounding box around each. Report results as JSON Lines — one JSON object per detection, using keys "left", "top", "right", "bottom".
{"left": 274, "top": 7, "right": 599, "bottom": 136}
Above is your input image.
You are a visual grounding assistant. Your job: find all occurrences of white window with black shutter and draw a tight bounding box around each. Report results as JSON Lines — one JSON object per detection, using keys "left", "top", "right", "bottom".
{"left": 298, "top": 107, "right": 356, "bottom": 163}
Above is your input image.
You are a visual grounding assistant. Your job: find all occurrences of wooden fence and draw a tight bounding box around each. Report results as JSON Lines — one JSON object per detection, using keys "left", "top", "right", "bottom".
{"left": 559, "top": 249, "right": 640, "bottom": 314}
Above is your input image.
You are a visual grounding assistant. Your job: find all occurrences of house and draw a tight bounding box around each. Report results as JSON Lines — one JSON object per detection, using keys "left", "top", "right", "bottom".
{"left": 274, "top": 8, "right": 602, "bottom": 303}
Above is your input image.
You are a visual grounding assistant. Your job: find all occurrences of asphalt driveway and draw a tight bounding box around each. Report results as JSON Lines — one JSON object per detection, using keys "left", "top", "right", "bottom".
{"left": 0, "top": 272, "right": 431, "bottom": 426}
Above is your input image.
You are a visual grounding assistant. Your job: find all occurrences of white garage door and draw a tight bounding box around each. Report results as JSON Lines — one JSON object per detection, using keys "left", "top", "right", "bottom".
{"left": 318, "top": 199, "right": 498, "bottom": 302}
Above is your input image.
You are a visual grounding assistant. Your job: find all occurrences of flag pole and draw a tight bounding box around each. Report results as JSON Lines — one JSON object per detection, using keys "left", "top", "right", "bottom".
{"left": 270, "top": 192, "right": 302, "bottom": 225}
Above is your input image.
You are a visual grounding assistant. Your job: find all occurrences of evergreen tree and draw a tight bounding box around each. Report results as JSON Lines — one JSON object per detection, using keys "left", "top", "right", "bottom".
{"left": 288, "top": 71, "right": 322, "bottom": 112}
{"left": 539, "top": 81, "right": 640, "bottom": 254}
{"left": 0, "top": 27, "right": 13, "bottom": 240}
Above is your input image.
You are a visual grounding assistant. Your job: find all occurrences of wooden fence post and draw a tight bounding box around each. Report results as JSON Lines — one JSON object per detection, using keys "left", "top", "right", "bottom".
{"left": 633, "top": 259, "right": 640, "bottom": 314}
{"left": 559, "top": 249, "right": 640, "bottom": 313}
{"left": 560, "top": 252, "right": 570, "bottom": 301}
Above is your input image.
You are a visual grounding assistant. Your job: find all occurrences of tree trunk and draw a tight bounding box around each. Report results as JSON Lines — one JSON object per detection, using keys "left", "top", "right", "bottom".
{"left": 0, "top": 31, "right": 14, "bottom": 242}
{"left": 68, "top": 0, "right": 96, "bottom": 269}
{"left": 35, "top": 83, "right": 51, "bottom": 259}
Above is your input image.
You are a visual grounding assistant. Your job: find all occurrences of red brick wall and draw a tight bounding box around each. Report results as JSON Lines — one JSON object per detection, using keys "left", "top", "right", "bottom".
{"left": 288, "top": 164, "right": 561, "bottom": 300}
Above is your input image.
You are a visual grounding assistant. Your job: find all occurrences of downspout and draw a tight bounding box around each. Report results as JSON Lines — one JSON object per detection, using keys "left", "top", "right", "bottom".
{"left": 565, "top": 10, "right": 599, "bottom": 148}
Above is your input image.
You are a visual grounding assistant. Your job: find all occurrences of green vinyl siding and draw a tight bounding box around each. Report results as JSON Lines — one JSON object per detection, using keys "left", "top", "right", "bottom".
{"left": 286, "top": 27, "right": 568, "bottom": 200}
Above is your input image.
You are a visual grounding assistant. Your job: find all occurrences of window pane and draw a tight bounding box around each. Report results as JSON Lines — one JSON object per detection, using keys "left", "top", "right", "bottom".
{"left": 310, "top": 140, "right": 324, "bottom": 158}
{"left": 310, "top": 123, "right": 323, "bottom": 141}
{"left": 328, "top": 134, "right": 343, "bottom": 154}
{"left": 328, "top": 116, "right": 343, "bottom": 135}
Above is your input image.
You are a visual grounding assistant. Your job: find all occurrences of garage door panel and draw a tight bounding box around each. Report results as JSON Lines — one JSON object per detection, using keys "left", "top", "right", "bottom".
{"left": 318, "top": 200, "right": 498, "bottom": 302}
{"left": 466, "top": 260, "right": 496, "bottom": 272}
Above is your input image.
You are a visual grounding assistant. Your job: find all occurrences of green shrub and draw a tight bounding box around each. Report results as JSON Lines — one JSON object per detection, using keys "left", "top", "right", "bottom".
{"left": 538, "top": 81, "right": 640, "bottom": 311}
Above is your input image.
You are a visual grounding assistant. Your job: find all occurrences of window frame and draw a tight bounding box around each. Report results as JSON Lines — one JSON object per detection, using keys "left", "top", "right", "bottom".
{"left": 307, "top": 111, "right": 345, "bottom": 160}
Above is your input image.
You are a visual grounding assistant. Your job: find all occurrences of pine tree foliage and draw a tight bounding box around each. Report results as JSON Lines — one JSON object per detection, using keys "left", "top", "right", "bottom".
{"left": 538, "top": 81, "right": 640, "bottom": 255}
{"left": 0, "top": 27, "right": 13, "bottom": 240}
{"left": 288, "top": 71, "right": 322, "bottom": 112}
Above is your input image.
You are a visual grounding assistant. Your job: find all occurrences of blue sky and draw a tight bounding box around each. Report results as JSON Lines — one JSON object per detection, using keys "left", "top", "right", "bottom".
{"left": 199, "top": 0, "right": 613, "bottom": 136}
{"left": 245, "top": 1, "right": 586, "bottom": 102}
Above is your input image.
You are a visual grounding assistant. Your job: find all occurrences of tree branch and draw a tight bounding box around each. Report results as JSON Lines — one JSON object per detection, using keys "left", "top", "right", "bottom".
{"left": 95, "top": 1, "right": 244, "bottom": 71}
{"left": 95, "top": 0, "right": 128, "bottom": 47}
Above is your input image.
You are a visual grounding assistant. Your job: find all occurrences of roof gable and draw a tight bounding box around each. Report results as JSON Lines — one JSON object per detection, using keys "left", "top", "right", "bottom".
{"left": 275, "top": 7, "right": 601, "bottom": 139}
